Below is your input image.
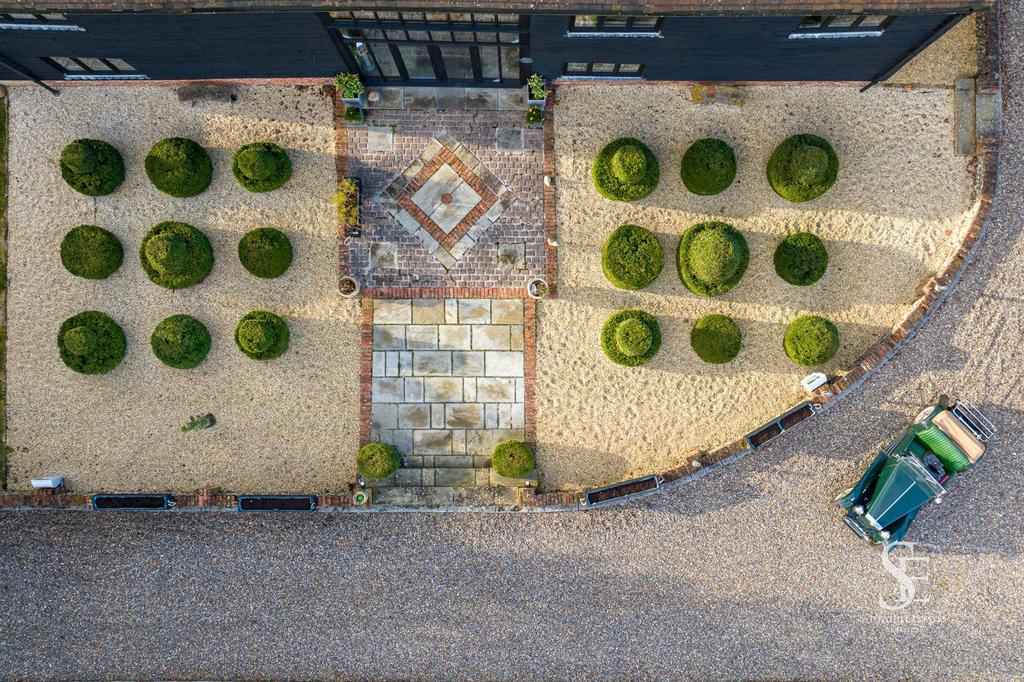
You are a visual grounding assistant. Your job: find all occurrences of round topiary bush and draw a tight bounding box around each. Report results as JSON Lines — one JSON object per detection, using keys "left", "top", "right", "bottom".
{"left": 676, "top": 221, "right": 749, "bottom": 297}
{"left": 232, "top": 142, "right": 292, "bottom": 193}
{"left": 592, "top": 137, "right": 660, "bottom": 202}
{"left": 784, "top": 315, "right": 839, "bottom": 366}
{"left": 680, "top": 138, "right": 736, "bottom": 196}
{"left": 601, "top": 224, "right": 663, "bottom": 290}
{"left": 767, "top": 134, "right": 839, "bottom": 203}
{"left": 235, "top": 310, "right": 290, "bottom": 361}
{"left": 145, "top": 137, "right": 213, "bottom": 198}
{"left": 139, "top": 221, "right": 215, "bottom": 289}
{"left": 600, "top": 309, "right": 662, "bottom": 367}
{"left": 358, "top": 441, "right": 401, "bottom": 479}
{"left": 774, "top": 232, "right": 829, "bottom": 286}
{"left": 151, "top": 314, "right": 211, "bottom": 369}
{"left": 690, "top": 314, "right": 742, "bottom": 364}
{"left": 492, "top": 439, "right": 536, "bottom": 479}
{"left": 238, "top": 227, "right": 293, "bottom": 279}
{"left": 59, "top": 139, "right": 125, "bottom": 197}
{"left": 60, "top": 224, "right": 124, "bottom": 279}
{"left": 57, "top": 310, "right": 127, "bottom": 374}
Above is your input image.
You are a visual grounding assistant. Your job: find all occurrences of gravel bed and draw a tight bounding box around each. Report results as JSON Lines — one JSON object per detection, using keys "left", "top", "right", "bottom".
{"left": 5, "top": 84, "right": 360, "bottom": 493}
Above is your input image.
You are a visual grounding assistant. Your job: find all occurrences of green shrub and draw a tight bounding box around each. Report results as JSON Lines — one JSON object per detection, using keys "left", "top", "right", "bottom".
{"left": 60, "top": 225, "right": 123, "bottom": 279}
{"left": 334, "top": 72, "right": 364, "bottom": 99}
{"left": 60, "top": 139, "right": 124, "bottom": 196}
{"left": 767, "top": 134, "right": 839, "bottom": 203}
{"left": 57, "top": 310, "right": 126, "bottom": 374}
{"left": 139, "top": 221, "right": 214, "bottom": 289}
{"left": 690, "top": 314, "right": 742, "bottom": 364}
{"left": 492, "top": 440, "right": 536, "bottom": 478}
{"left": 677, "top": 221, "right": 749, "bottom": 297}
{"left": 784, "top": 315, "right": 839, "bottom": 366}
{"left": 592, "top": 137, "right": 660, "bottom": 202}
{"left": 600, "top": 309, "right": 662, "bottom": 367}
{"left": 601, "top": 224, "right": 663, "bottom": 290}
{"left": 151, "top": 314, "right": 211, "bottom": 369}
{"left": 145, "top": 137, "right": 212, "bottom": 198}
{"left": 774, "top": 232, "right": 829, "bottom": 286}
{"left": 238, "top": 228, "right": 293, "bottom": 279}
{"left": 357, "top": 441, "right": 400, "bottom": 479}
{"left": 235, "top": 310, "right": 290, "bottom": 360}
{"left": 231, "top": 142, "right": 292, "bottom": 193}
{"left": 527, "top": 73, "right": 547, "bottom": 100}
{"left": 680, "top": 138, "right": 736, "bottom": 196}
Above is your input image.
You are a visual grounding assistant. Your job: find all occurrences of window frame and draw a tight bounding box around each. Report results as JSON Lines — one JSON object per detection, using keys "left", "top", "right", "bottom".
{"left": 567, "top": 15, "right": 663, "bottom": 36}
{"left": 0, "top": 12, "right": 84, "bottom": 31}
{"left": 45, "top": 56, "right": 147, "bottom": 80}
{"left": 561, "top": 62, "right": 646, "bottom": 78}
{"left": 789, "top": 14, "right": 894, "bottom": 39}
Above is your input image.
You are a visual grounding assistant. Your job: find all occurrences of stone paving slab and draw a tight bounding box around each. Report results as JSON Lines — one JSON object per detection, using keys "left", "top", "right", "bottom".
{"left": 370, "top": 298, "right": 526, "bottom": 486}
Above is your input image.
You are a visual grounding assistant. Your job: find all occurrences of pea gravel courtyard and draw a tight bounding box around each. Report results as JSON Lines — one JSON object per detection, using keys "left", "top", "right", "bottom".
{"left": 537, "top": 83, "right": 980, "bottom": 489}
{"left": 4, "top": 84, "right": 361, "bottom": 493}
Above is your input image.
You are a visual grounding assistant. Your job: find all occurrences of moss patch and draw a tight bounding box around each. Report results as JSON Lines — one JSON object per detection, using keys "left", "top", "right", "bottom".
{"left": 592, "top": 137, "right": 660, "bottom": 202}
{"left": 601, "top": 224, "right": 663, "bottom": 290}
{"left": 690, "top": 314, "right": 742, "bottom": 364}
{"left": 680, "top": 138, "right": 736, "bottom": 196}
{"left": 677, "top": 221, "right": 749, "bottom": 297}
{"left": 767, "top": 134, "right": 839, "bottom": 203}
{"left": 60, "top": 225, "right": 123, "bottom": 279}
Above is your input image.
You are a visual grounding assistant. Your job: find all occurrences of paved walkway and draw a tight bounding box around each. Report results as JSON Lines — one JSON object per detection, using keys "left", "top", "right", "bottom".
{"left": 1, "top": 8, "right": 1022, "bottom": 679}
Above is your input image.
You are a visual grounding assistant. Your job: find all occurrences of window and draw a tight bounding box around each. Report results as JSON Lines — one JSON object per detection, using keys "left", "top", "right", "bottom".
{"left": 0, "top": 13, "right": 83, "bottom": 31}
{"left": 562, "top": 62, "right": 645, "bottom": 77}
{"left": 568, "top": 15, "right": 662, "bottom": 35}
{"left": 46, "top": 57, "right": 146, "bottom": 80}
{"left": 790, "top": 14, "right": 892, "bottom": 39}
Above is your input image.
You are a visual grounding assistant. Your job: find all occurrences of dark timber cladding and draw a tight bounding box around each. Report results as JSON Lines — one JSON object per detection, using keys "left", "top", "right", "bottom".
{"left": 0, "top": 1, "right": 989, "bottom": 84}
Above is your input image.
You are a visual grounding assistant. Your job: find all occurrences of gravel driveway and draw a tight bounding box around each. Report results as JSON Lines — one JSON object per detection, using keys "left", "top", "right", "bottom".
{"left": 1, "top": 7, "right": 1022, "bottom": 680}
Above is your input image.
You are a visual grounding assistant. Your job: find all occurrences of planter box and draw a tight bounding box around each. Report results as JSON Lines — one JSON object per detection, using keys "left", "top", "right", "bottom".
{"left": 237, "top": 495, "right": 317, "bottom": 512}
{"left": 341, "top": 176, "right": 361, "bottom": 238}
{"left": 745, "top": 401, "right": 818, "bottom": 450}
{"left": 342, "top": 93, "right": 366, "bottom": 109}
{"left": 528, "top": 98, "right": 547, "bottom": 110}
{"left": 583, "top": 474, "right": 660, "bottom": 507}
{"left": 92, "top": 494, "right": 174, "bottom": 510}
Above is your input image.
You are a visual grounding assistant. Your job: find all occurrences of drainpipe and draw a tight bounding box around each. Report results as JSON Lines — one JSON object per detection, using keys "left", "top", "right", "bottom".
{"left": 0, "top": 54, "right": 60, "bottom": 95}
{"left": 860, "top": 13, "right": 965, "bottom": 93}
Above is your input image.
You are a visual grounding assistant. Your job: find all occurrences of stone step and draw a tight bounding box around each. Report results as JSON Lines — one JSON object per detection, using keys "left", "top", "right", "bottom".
{"left": 371, "top": 485, "right": 519, "bottom": 509}
{"left": 365, "top": 466, "right": 492, "bottom": 488}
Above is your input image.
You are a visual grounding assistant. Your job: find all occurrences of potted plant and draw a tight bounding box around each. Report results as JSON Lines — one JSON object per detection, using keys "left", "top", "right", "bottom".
{"left": 525, "top": 104, "right": 543, "bottom": 128}
{"left": 526, "top": 277, "right": 549, "bottom": 299}
{"left": 527, "top": 73, "right": 548, "bottom": 109}
{"left": 334, "top": 72, "right": 365, "bottom": 108}
{"left": 339, "top": 275, "right": 361, "bottom": 298}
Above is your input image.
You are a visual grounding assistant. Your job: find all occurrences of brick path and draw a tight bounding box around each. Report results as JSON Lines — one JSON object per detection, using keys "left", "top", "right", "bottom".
{"left": 344, "top": 110, "right": 545, "bottom": 289}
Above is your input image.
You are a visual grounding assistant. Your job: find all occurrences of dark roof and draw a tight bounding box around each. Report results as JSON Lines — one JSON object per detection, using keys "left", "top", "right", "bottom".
{"left": 0, "top": 0, "right": 993, "bottom": 15}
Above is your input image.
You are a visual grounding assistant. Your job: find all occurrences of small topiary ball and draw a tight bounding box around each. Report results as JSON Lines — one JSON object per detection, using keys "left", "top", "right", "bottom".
{"left": 681, "top": 138, "right": 737, "bottom": 196}
{"left": 232, "top": 142, "right": 292, "bottom": 193}
{"left": 235, "top": 310, "right": 290, "bottom": 361}
{"left": 492, "top": 439, "right": 536, "bottom": 479}
{"left": 677, "top": 221, "right": 749, "bottom": 297}
{"left": 358, "top": 441, "right": 401, "bottom": 479}
{"left": 614, "top": 317, "right": 654, "bottom": 357}
{"left": 592, "top": 137, "right": 660, "bottom": 202}
{"left": 600, "top": 309, "right": 662, "bottom": 367}
{"left": 767, "top": 134, "right": 839, "bottom": 203}
{"left": 60, "top": 225, "right": 124, "bottom": 279}
{"left": 139, "top": 221, "right": 214, "bottom": 289}
{"left": 151, "top": 314, "right": 211, "bottom": 369}
{"left": 784, "top": 315, "right": 839, "bottom": 366}
{"left": 774, "top": 232, "right": 829, "bottom": 286}
{"left": 57, "top": 310, "right": 127, "bottom": 374}
{"left": 145, "top": 137, "right": 213, "bottom": 198}
{"left": 59, "top": 139, "right": 125, "bottom": 196}
{"left": 611, "top": 144, "right": 647, "bottom": 183}
{"left": 238, "top": 228, "right": 293, "bottom": 278}
{"left": 601, "top": 224, "right": 663, "bottom": 290}
{"left": 690, "top": 314, "right": 742, "bottom": 364}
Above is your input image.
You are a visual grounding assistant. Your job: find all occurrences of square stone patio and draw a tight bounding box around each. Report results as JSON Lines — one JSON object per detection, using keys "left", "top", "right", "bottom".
{"left": 344, "top": 110, "right": 545, "bottom": 289}
{"left": 369, "top": 298, "right": 526, "bottom": 487}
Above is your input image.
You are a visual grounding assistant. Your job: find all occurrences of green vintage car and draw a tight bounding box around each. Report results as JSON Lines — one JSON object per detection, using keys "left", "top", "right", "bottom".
{"left": 837, "top": 395, "right": 995, "bottom": 546}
